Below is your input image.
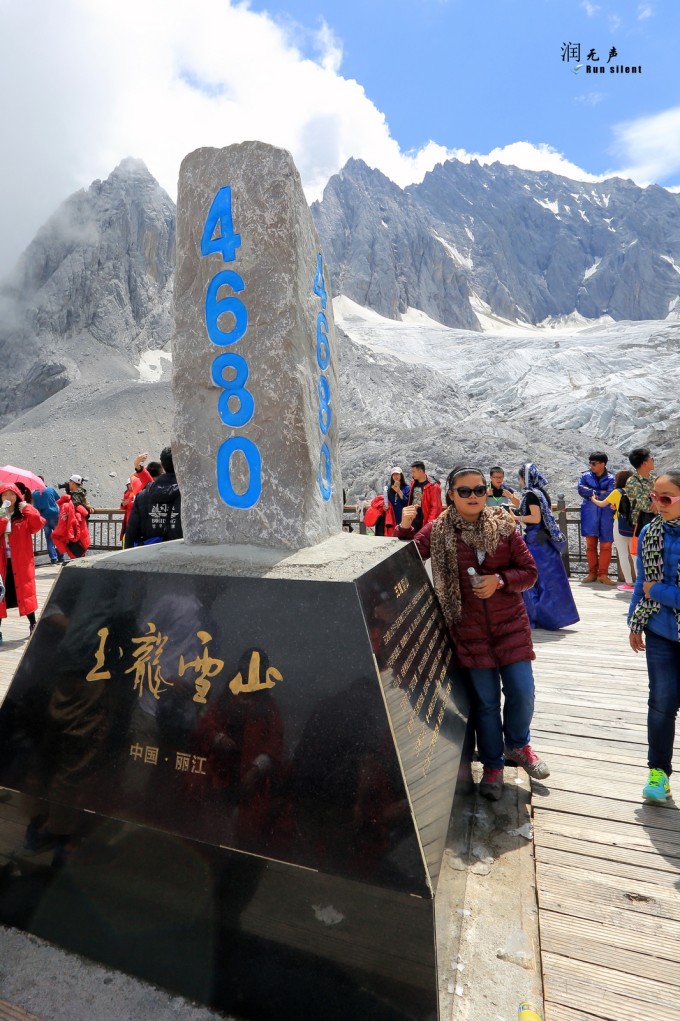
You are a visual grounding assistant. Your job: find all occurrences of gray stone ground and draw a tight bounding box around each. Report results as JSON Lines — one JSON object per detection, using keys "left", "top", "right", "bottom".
{"left": 0, "top": 926, "right": 229, "bottom": 1021}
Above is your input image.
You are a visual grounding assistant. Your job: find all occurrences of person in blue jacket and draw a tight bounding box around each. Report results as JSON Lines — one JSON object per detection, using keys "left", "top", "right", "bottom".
{"left": 628, "top": 469, "right": 680, "bottom": 803}
{"left": 577, "top": 451, "right": 616, "bottom": 584}
{"left": 31, "top": 475, "right": 64, "bottom": 565}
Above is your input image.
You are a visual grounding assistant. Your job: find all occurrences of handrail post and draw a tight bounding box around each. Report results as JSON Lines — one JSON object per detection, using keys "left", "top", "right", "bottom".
{"left": 556, "top": 493, "right": 571, "bottom": 577}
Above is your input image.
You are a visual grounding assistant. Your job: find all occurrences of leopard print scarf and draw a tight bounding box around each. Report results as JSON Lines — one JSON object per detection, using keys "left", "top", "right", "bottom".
{"left": 430, "top": 505, "right": 517, "bottom": 629}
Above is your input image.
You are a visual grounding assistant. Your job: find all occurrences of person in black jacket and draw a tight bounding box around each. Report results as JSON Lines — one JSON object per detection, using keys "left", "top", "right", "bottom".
{"left": 124, "top": 446, "right": 182, "bottom": 546}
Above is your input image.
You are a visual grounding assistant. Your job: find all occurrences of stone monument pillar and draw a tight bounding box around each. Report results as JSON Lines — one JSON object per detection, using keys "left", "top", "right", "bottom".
{"left": 173, "top": 142, "right": 342, "bottom": 548}
{"left": 0, "top": 143, "right": 471, "bottom": 1021}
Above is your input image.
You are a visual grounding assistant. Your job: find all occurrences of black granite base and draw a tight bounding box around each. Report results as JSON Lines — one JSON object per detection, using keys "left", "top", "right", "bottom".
{"left": 0, "top": 537, "right": 470, "bottom": 1020}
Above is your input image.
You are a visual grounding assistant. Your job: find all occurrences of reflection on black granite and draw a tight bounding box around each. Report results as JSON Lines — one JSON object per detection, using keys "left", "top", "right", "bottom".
{"left": 0, "top": 543, "right": 469, "bottom": 1021}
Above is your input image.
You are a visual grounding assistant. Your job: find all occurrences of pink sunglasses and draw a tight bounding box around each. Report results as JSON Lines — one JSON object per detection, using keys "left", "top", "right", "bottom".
{"left": 650, "top": 491, "right": 680, "bottom": 508}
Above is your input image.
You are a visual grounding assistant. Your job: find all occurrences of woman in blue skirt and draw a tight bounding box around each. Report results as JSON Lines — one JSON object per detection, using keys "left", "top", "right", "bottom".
{"left": 514, "top": 463, "right": 580, "bottom": 630}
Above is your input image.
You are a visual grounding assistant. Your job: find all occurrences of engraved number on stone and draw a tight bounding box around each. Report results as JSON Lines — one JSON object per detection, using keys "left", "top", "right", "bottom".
{"left": 205, "top": 270, "right": 248, "bottom": 345}
{"left": 316, "top": 312, "right": 330, "bottom": 370}
{"left": 200, "top": 186, "right": 242, "bottom": 262}
{"left": 212, "top": 352, "right": 254, "bottom": 428}
{"left": 318, "top": 443, "right": 332, "bottom": 501}
{"left": 313, "top": 253, "right": 328, "bottom": 309}
{"left": 318, "top": 375, "right": 331, "bottom": 434}
{"left": 216, "top": 437, "right": 262, "bottom": 509}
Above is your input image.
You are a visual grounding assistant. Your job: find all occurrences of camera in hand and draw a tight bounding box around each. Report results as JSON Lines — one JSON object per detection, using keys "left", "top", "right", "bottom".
{"left": 57, "top": 481, "right": 69, "bottom": 491}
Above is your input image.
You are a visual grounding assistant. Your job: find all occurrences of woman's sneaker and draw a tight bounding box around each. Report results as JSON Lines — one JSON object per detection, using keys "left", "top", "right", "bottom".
{"left": 480, "top": 767, "right": 504, "bottom": 801}
{"left": 504, "top": 743, "right": 550, "bottom": 779}
{"left": 642, "top": 768, "right": 671, "bottom": 803}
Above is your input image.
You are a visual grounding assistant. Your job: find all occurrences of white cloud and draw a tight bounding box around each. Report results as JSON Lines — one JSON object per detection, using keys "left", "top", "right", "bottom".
{"left": 580, "top": 1, "right": 601, "bottom": 16}
{"left": 575, "top": 92, "right": 606, "bottom": 108}
{"left": 446, "top": 142, "right": 600, "bottom": 182}
{"left": 637, "top": 4, "right": 654, "bottom": 19}
{"left": 608, "top": 106, "right": 680, "bottom": 184}
{"left": 0, "top": 0, "right": 676, "bottom": 280}
{"left": 0, "top": 0, "right": 460, "bottom": 275}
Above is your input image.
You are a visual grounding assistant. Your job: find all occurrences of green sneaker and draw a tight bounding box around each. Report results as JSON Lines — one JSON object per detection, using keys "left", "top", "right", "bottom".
{"left": 642, "top": 768, "right": 671, "bottom": 803}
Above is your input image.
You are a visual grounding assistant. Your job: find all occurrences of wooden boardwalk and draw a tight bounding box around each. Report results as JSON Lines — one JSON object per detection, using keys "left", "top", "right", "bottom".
{"left": 532, "top": 581, "right": 680, "bottom": 1021}
{"left": 1, "top": 566, "right": 680, "bottom": 1020}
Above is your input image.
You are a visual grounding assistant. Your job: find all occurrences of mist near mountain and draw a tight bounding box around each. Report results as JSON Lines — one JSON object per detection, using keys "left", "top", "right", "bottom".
{"left": 0, "top": 158, "right": 175, "bottom": 424}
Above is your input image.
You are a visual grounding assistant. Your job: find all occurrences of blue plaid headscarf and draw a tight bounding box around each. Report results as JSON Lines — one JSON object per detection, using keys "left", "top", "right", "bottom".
{"left": 518, "top": 463, "right": 565, "bottom": 545}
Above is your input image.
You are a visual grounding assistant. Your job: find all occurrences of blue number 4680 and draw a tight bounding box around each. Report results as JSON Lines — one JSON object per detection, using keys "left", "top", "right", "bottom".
{"left": 201, "top": 187, "right": 241, "bottom": 262}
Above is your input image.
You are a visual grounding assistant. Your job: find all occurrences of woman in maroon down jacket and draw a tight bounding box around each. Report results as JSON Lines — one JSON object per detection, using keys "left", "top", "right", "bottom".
{"left": 398, "top": 465, "right": 549, "bottom": 800}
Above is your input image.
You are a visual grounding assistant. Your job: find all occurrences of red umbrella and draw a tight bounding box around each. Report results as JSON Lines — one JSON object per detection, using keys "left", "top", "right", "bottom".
{"left": 0, "top": 465, "right": 46, "bottom": 491}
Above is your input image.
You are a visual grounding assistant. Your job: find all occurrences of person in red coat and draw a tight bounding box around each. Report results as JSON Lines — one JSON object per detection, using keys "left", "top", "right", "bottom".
{"left": 398, "top": 465, "right": 549, "bottom": 800}
{"left": 52, "top": 493, "right": 91, "bottom": 560}
{"left": 0, "top": 483, "right": 45, "bottom": 639}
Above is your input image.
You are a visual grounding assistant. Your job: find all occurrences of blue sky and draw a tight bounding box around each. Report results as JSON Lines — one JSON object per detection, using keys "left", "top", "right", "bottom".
{"left": 0, "top": 0, "right": 678, "bottom": 276}
{"left": 249, "top": 0, "right": 679, "bottom": 181}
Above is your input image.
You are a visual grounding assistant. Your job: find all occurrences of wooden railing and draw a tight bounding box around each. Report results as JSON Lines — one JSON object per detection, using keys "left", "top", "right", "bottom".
{"left": 32, "top": 509, "right": 125, "bottom": 556}
{"left": 32, "top": 503, "right": 607, "bottom": 578}
{"left": 344, "top": 500, "right": 616, "bottom": 579}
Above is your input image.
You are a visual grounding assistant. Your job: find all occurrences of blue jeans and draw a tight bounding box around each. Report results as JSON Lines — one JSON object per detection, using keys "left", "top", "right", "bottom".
{"left": 468, "top": 660, "right": 535, "bottom": 769}
{"left": 645, "top": 629, "right": 680, "bottom": 776}
{"left": 43, "top": 522, "right": 63, "bottom": 563}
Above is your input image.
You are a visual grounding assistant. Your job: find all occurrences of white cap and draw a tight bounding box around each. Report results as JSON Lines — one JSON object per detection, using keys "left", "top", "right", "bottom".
{"left": 390, "top": 466, "right": 403, "bottom": 476}
{"left": 69, "top": 474, "right": 84, "bottom": 485}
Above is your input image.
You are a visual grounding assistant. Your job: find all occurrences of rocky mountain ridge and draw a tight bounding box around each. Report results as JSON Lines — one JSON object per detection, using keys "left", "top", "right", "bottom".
{"left": 311, "top": 157, "right": 680, "bottom": 328}
{"left": 1, "top": 154, "right": 678, "bottom": 507}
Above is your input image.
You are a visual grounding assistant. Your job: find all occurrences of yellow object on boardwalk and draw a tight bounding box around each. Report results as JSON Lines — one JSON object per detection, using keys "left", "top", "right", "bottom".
{"left": 518, "top": 1004, "right": 543, "bottom": 1021}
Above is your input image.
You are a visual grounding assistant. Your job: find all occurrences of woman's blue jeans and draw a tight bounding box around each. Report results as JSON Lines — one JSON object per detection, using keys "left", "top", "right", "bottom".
{"left": 645, "top": 629, "right": 680, "bottom": 776}
{"left": 467, "top": 660, "right": 535, "bottom": 769}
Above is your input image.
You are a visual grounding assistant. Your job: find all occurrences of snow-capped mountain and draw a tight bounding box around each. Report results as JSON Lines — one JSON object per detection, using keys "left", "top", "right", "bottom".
{"left": 312, "top": 158, "right": 680, "bottom": 328}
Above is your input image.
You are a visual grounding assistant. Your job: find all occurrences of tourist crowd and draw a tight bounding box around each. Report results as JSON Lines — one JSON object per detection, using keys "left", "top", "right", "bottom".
{"left": 0, "top": 442, "right": 678, "bottom": 808}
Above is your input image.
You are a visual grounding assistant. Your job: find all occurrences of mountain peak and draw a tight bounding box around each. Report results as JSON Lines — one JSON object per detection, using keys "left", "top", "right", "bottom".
{"left": 110, "top": 156, "right": 155, "bottom": 180}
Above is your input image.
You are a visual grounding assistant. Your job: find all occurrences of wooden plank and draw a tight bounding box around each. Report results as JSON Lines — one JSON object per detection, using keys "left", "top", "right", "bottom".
{"left": 539, "top": 909, "right": 680, "bottom": 968}
{"left": 533, "top": 807, "right": 680, "bottom": 850}
{"left": 530, "top": 746, "right": 644, "bottom": 769}
{"left": 545, "top": 1005, "right": 619, "bottom": 1021}
{"left": 531, "top": 756, "right": 651, "bottom": 784}
{"left": 534, "top": 772, "right": 650, "bottom": 802}
{"left": 533, "top": 789, "right": 680, "bottom": 834}
{"left": 535, "top": 704, "right": 646, "bottom": 724}
{"left": 0, "top": 1002, "right": 44, "bottom": 1021}
{"left": 533, "top": 707, "right": 646, "bottom": 728}
{"left": 530, "top": 732, "right": 646, "bottom": 758}
{"left": 535, "top": 824, "right": 680, "bottom": 870}
{"left": 535, "top": 844, "right": 680, "bottom": 889}
{"left": 537, "top": 723, "right": 646, "bottom": 742}
{"left": 536, "top": 861, "right": 680, "bottom": 922}
{"left": 542, "top": 952, "right": 680, "bottom": 1021}
{"left": 538, "top": 886, "right": 680, "bottom": 946}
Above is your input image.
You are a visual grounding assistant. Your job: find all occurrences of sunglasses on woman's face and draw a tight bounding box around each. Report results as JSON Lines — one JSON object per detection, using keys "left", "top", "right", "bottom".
{"left": 650, "top": 491, "right": 680, "bottom": 508}
{"left": 452, "top": 485, "right": 487, "bottom": 499}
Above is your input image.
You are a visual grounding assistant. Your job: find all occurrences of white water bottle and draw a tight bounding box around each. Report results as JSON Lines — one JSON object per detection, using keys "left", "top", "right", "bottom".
{"left": 467, "top": 566, "right": 484, "bottom": 588}
{"left": 383, "top": 484, "right": 389, "bottom": 509}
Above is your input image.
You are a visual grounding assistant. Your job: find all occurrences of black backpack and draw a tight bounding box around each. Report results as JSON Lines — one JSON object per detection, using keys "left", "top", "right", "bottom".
{"left": 617, "top": 491, "right": 635, "bottom": 537}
